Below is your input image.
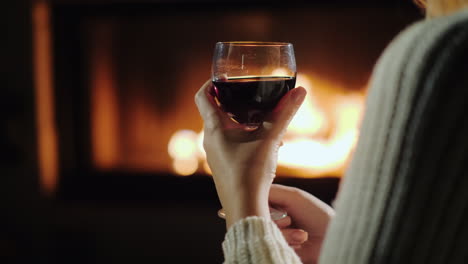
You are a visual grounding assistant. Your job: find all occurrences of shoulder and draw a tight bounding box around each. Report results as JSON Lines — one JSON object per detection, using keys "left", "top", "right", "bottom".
{"left": 374, "top": 8, "right": 468, "bottom": 80}
{"left": 367, "top": 8, "right": 468, "bottom": 105}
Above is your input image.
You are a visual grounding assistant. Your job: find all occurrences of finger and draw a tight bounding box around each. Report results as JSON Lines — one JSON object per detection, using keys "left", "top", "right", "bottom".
{"left": 269, "top": 184, "right": 301, "bottom": 210}
{"left": 194, "top": 80, "right": 223, "bottom": 130}
{"left": 291, "top": 244, "right": 302, "bottom": 250}
{"left": 274, "top": 215, "right": 291, "bottom": 228}
{"left": 270, "top": 183, "right": 336, "bottom": 233}
{"left": 195, "top": 80, "right": 250, "bottom": 131}
{"left": 281, "top": 228, "right": 308, "bottom": 245}
{"left": 195, "top": 80, "right": 232, "bottom": 129}
{"left": 265, "top": 87, "right": 307, "bottom": 141}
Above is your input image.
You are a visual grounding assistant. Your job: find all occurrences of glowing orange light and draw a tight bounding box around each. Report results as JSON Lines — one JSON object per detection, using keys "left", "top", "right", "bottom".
{"left": 203, "top": 160, "right": 212, "bottom": 175}
{"left": 196, "top": 131, "right": 206, "bottom": 159}
{"left": 168, "top": 130, "right": 199, "bottom": 160}
{"left": 276, "top": 75, "right": 364, "bottom": 177}
{"left": 90, "top": 23, "right": 119, "bottom": 169}
{"left": 167, "top": 74, "right": 364, "bottom": 178}
{"left": 168, "top": 130, "right": 200, "bottom": 175}
{"left": 33, "top": 1, "right": 58, "bottom": 195}
{"left": 287, "top": 74, "right": 327, "bottom": 136}
{"left": 172, "top": 157, "right": 198, "bottom": 176}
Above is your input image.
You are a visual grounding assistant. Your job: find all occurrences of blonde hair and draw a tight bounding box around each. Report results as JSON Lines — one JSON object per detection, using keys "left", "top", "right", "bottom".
{"left": 416, "top": 0, "right": 468, "bottom": 17}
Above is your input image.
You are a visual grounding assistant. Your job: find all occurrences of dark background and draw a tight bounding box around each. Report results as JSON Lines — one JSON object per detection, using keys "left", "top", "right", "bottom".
{"left": 3, "top": 0, "right": 422, "bottom": 263}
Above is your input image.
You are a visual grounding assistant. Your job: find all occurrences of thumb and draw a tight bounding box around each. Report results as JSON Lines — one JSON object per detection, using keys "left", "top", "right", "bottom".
{"left": 265, "top": 87, "right": 307, "bottom": 141}
{"left": 269, "top": 184, "right": 302, "bottom": 211}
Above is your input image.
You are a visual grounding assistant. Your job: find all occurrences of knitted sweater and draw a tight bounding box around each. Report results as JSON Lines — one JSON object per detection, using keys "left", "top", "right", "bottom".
{"left": 222, "top": 8, "right": 468, "bottom": 264}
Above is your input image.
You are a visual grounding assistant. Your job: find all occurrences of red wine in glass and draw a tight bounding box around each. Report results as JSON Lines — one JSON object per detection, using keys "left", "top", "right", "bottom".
{"left": 213, "top": 76, "right": 296, "bottom": 126}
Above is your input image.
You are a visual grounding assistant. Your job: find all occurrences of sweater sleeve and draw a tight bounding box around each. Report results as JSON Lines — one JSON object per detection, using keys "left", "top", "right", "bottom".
{"left": 222, "top": 216, "right": 302, "bottom": 264}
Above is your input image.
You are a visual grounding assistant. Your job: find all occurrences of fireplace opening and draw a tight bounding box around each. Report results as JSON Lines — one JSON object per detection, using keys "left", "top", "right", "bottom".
{"left": 42, "top": 2, "right": 422, "bottom": 200}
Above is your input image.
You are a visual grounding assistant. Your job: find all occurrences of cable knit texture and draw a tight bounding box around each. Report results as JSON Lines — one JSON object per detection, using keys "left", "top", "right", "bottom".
{"left": 222, "top": 216, "right": 302, "bottom": 264}
{"left": 319, "top": 8, "right": 468, "bottom": 264}
{"left": 221, "top": 8, "right": 468, "bottom": 264}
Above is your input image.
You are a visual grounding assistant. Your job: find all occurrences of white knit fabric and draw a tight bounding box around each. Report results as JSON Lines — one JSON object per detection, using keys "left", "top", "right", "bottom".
{"left": 222, "top": 216, "right": 302, "bottom": 264}
{"left": 319, "top": 8, "right": 468, "bottom": 264}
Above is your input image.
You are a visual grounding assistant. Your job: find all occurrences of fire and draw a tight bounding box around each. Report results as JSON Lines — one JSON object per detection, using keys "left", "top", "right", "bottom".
{"left": 168, "top": 74, "right": 364, "bottom": 177}
{"left": 168, "top": 130, "right": 199, "bottom": 176}
{"left": 172, "top": 157, "right": 198, "bottom": 176}
{"left": 90, "top": 23, "right": 120, "bottom": 170}
{"left": 168, "top": 130, "right": 199, "bottom": 160}
{"left": 278, "top": 76, "right": 364, "bottom": 177}
{"left": 287, "top": 74, "right": 327, "bottom": 136}
{"left": 33, "top": 1, "right": 59, "bottom": 194}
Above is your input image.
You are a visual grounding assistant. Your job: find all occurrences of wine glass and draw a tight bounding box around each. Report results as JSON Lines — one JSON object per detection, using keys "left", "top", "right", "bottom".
{"left": 212, "top": 41, "right": 297, "bottom": 129}
{"left": 212, "top": 41, "right": 296, "bottom": 221}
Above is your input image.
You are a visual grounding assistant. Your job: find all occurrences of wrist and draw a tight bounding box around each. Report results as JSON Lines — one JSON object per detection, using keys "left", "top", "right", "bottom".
{"left": 224, "top": 188, "right": 270, "bottom": 228}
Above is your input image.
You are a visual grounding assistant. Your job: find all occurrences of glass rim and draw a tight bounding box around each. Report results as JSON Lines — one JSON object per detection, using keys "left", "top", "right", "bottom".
{"left": 216, "top": 41, "right": 292, "bottom": 46}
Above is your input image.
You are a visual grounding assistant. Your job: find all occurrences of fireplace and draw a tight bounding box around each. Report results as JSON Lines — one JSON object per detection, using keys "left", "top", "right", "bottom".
{"left": 4, "top": 0, "right": 424, "bottom": 262}
{"left": 84, "top": 7, "right": 367, "bottom": 177}
{"left": 31, "top": 1, "right": 422, "bottom": 201}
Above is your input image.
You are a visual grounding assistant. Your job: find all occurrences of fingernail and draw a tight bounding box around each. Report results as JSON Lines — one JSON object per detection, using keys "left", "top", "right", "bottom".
{"left": 210, "top": 85, "right": 218, "bottom": 96}
{"left": 291, "top": 245, "right": 302, "bottom": 250}
{"left": 291, "top": 88, "right": 305, "bottom": 104}
{"left": 243, "top": 125, "right": 259, "bottom": 132}
{"left": 292, "top": 230, "right": 307, "bottom": 242}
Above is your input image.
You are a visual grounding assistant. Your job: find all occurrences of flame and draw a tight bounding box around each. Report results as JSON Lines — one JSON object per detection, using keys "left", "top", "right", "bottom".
{"left": 90, "top": 23, "right": 120, "bottom": 169}
{"left": 168, "top": 130, "right": 198, "bottom": 159}
{"left": 287, "top": 74, "right": 327, "bottom": 136}
{"left": 33, "top": 1, "right": 58, "bottom": 195}
{"left": 168, "top": 130, "right": 199, "bottom": 175}
{"left": 277, "top": 78, "right": 363, "bottom": 177}
{"left": 169, "top": 74, "right": 364, "bottom": 177}
{"left": 167, "top": 74, "right": 364, "bottom": 177}
{"left": 172, "top": 157, "right": 198, "bottom": 176}
{"left": 277, "top": 132, "right": 357, "bottom": 175}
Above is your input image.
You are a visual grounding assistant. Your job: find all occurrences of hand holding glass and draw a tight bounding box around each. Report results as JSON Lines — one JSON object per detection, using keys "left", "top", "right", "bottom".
{"left": 211, "top": 42, "right": 296, "bottom": 220}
